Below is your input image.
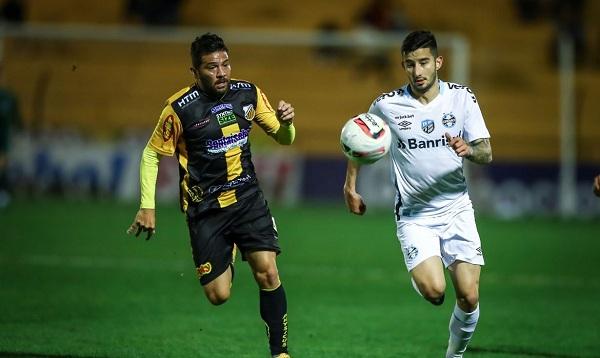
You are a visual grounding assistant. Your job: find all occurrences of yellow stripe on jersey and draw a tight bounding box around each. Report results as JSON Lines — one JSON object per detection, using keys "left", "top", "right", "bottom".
{"left": 178, "top": 146, "right": 190, "bottom": 212}
{"left": 218, "top": 123, "right": 243, "bottom": 207}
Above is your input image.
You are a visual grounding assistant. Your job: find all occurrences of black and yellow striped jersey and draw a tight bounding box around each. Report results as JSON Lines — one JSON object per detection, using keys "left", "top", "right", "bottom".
{"left": 147, "top": 79, "right": 293, "bottom": 216}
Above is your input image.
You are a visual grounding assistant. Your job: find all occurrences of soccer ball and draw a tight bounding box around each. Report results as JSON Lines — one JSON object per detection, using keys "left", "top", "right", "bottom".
{"left": 340, "top": 113, "right": 392, "bottom": 164}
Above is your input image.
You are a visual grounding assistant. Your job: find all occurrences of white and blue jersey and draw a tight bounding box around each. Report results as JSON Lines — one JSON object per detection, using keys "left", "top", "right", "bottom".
{"left": 369, "top": 80, "right": 490, "bottom": 218}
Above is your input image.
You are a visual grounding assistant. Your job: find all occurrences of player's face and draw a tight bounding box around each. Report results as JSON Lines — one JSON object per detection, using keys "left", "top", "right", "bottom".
{"left": 402, "top": 48, "right": 443, "bottom": 95}
{"left": 192, "top": 51, "right": 231, "bottom": 97}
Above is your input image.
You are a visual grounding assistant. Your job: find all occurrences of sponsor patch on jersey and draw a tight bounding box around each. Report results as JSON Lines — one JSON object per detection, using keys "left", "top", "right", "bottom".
{"left": 230, "top": 82, "right": 252, "bottom": 91}
{"left": 206, "top": 128, "right": 250, "bottom": 153}
{"left": 205, "top": 174, "right": 253, "bottom": 196}
{"left": 176, "top": 90, "right": 200, "bottom": 109}
{"left": 243, "top": 104, "right": 255, "bottom": 121}
{"left": 162, "top": 115, "right": 174, "bottom": 141}
{"left": 196, "top": 262, "right": 212, "bottom": 278}
{"left": 216, "top": 110, "right": 237, "bottom": 126}
{"left": 442, "top": 113, "right": 456, "bottom": 128}
{"left": 191, "top": 117, "right": 210, "bottom": 129}
{"left": 398, "top": 135, "right": 448, "bottom": 150}
{"left": 398, "top": 120, "right": 412, "bottom": 130}
{"left": 421, "top": 119, "right": 435, "bottom": 134}
{"left": 210, "top": 103, "right": 233, "bottom": 114}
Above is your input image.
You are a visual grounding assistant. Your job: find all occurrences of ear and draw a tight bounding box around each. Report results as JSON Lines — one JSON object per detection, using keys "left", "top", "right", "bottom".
{"left": 435, "top": 56, "right": 443, "bottom": 71}
{"left": 190, "top": 67, "right": 198, "bottom": 78}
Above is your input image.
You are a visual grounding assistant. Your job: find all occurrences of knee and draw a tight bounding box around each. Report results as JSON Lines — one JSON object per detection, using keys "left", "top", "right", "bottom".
{"left": 420, "top": 282, "right": 446, "bottom": 306}
{"left": 457, "top": 291, "right": 479, "bottom": 311}
{"left": 253, "top": 267, "right": 280, "bottom": 289}
{"left": 205, "top": 287, "right": 230, "bottom": 306}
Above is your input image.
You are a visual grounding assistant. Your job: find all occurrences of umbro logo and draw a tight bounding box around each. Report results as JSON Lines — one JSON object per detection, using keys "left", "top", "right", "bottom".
{"left": 476, "top": 247, "right": 483, "bottom": 256}
{"left": 398, "top": 120, "right": 412, "bottom": 130}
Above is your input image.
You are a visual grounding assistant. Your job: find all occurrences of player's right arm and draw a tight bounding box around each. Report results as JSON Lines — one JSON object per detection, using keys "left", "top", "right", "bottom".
{"left": 127, "top": 104, "right": 182, "bottom": 240}
{"left": 127, "top": 146, "right": 160, "bottom": 240}
{"left": 594, "top": 175, "right": 600, "bottom": 197}
{"left": 343, "top": 160, "right": 367, "bottom": 215}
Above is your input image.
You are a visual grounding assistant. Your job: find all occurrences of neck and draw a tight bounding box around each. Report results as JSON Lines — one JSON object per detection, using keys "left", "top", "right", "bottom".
{"left": 409, "top": 80, "right": 440, "bottom": 105}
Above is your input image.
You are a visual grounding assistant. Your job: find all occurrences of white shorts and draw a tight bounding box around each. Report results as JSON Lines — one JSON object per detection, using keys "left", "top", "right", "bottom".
{"left": 396, "top": 207, "right": 484, "bottom": 272}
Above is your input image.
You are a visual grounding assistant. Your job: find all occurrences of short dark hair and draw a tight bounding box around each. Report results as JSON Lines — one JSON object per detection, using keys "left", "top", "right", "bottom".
{"left": 190, "top": 33, "right": 229, "bottom": 68}
{"left": 401, "top": 30, "right": 438, "bottom": 57}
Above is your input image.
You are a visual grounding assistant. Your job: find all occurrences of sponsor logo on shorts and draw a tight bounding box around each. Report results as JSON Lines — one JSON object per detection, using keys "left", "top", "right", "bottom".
{"left": 476, "top": 247, "right": 483, "bottom": 256}
{"left": 196, "top": 262, "right": 212, "bottom": 278}
{"left": 406, "top": 246, "right": 419, "bottom": 260}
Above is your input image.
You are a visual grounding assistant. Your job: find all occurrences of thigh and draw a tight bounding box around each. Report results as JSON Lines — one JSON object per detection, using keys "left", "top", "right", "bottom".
{"left": 411, "top": 255, "right": 446, "bottom": 289}
{"left": 187, "top": 210, "right": 235, "bottom": 286}
{"left": 448, "top": 260, "right": 481, "bottom": 299}
{"left": 397, "top": 220, "right": 442, "bottom": 271}
{"left": 229, "top": 192, "right": 281, "bottom": 259}
{"left": 440, "top": 208, "right": 484, "bottom": 268}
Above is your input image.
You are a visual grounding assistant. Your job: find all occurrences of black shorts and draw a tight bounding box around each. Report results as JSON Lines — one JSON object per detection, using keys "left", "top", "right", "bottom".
{"left": 187, "top": 191, "right": 280, "bottom": 285}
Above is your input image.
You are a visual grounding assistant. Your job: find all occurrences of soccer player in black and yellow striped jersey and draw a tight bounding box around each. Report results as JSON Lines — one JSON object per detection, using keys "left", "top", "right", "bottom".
{"left": 127, "top": 33, "right": 294, "bottom": 358}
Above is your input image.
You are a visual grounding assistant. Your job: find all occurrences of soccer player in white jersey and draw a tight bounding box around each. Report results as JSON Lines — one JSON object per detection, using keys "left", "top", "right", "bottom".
{"left": 343, "top": 30, "right": 492, "bottom": 357}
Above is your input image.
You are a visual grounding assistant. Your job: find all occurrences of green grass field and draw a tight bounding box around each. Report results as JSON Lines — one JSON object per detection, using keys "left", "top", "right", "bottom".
{"left": 1, "top": 199, "right": 599, "bottom": 358}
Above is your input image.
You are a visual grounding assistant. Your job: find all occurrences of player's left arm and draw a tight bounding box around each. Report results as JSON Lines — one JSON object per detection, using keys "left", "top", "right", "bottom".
{"left": 467, "top": 137, "right": 492, "bottom": 164}
{"left": 452, "top": 88, "right": 492, "bottom": 164}
{"left": 254, "top": 86, "right": 295, "bottom": 145}
{"left": 445, "top": 133, "right": 492, "bottom": 164}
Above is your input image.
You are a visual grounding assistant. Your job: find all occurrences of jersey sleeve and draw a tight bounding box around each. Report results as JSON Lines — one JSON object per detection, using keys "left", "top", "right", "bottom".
{"left": 254, "top": 86, "right": 280, "bottom": 135}
{"left": 463, "top": 90, "right": 490, "bottom": 142}
{"left": 139, "top": 145, "right": 160, "bottom": 209}
{"left": 253, "top": 86, "right": 295, "bottom": 144}
{"left": 147, "top": 104, "right": 183, "bottom": 156}
{"left": 368, "top": 100, "right": 387, "bottom": 124}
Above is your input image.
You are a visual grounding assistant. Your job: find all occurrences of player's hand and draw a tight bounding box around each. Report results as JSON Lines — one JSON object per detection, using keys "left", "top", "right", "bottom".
{"left": 344, "top": 187, "right": 367, "bottom": 215}
{"left": 445, "top": 132, "right": 472, "bottom": 158}
{"left": 593, "top": 175, "right": 600, "bottom": 197}
{"left": 276, "top": 100, "right": 294, "bottom": 124}
{"left": 127, "top": 208, "right": 156, "bottom": 240}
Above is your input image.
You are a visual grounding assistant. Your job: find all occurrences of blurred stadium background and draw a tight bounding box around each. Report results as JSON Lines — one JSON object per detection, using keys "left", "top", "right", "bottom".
{"left": 1, "top": 0, "right": 599, "bottom": 357}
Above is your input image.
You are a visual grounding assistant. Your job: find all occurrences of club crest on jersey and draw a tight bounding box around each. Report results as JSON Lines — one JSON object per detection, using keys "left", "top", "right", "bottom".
{"left": 421, "top": 119, "right": 435, "bottom": 134}
{"left": 442, "top": 113, "right": 456, "bottom": 128}
{"left": 243, "top": 104, "right": 255, "bottom": 121}
{"left": 196, "top": 262, "right": 212, "bottom": 278}
{"left": 162, "top": 115, "right": 174, "bottom": 141}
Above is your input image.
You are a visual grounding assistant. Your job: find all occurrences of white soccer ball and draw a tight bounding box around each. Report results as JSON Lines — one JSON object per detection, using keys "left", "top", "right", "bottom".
{"left": 340, "top": 112, "right": 392, "bottom": 164}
